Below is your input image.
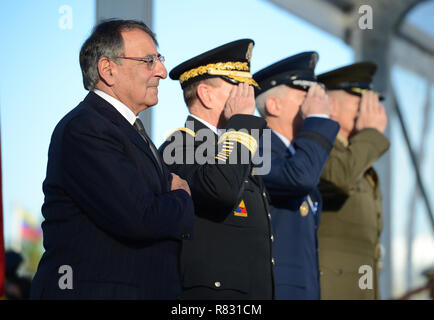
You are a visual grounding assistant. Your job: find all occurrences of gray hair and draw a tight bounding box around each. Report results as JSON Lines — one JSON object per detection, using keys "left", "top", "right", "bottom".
{"left": 79, "top": 19, "right": 158, "bottom": 91}
{"left": 255, "top": 85, "right": 287, "bottom": 118}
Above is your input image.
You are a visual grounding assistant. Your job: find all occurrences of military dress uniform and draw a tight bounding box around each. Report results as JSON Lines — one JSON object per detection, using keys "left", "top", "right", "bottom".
{"left": 253, "top": 52, "right": 340, "bottom": 299}
{"left": 159, "top": 39, "right": 274, "bottom": 299}
{"left": 317, "top": 63, "right": 391, "bottom": 300}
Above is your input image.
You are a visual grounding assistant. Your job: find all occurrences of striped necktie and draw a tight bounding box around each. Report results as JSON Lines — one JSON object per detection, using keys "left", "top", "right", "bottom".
{"left": 133, "top": 118, "right": 163, "bottom": 174}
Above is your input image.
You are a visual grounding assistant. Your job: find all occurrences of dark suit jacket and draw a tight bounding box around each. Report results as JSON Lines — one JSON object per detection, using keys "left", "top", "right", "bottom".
{"left": 30, "top": 92, "right": 194, "bottom": 300}
{"left": 160, "top": 115, "right": 274, "bottom": 299}
{"left": 260, "top": 117, "right": 339, "bottom": 299}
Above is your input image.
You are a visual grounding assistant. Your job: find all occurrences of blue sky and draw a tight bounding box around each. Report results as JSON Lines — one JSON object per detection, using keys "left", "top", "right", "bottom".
{"left": 0, "top": 0, "right": 433, "bottom": 296}
{"left": 406, "top": 1, "right": 434, "bottom": 36}
{"left": 153, "top": 0, "right": 353, "bottom": 146}
{"left": 0, "top": 0, "right": 94, "bottom": 242}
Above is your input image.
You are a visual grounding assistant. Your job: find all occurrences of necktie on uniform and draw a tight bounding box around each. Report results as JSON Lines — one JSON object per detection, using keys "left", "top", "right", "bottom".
{"left": 133, "top": 118, "right": 163, "bottom": 174}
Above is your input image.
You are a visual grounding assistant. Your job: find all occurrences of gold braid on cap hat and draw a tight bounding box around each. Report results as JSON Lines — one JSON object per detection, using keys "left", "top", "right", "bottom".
{"left": 179, "top": 61, "right": 258, "bottom": 86}
{"left": 350, "top": 87, "right": 382, "bottom": 98}
{"left": 350, "top": 87, "right": 369, "bottom": 94}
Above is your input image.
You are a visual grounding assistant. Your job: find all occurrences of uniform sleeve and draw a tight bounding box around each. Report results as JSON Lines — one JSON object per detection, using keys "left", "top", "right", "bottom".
{"left": 61, "top": 115, "right": 194, "bottom": 242}
{"left": 262, "top": 117, "right": 340, "bottom": 198}
{"left": 319, "top": 128, "right": 390, "bottom": 195}
{"left": 160, "top": 114, "right": 266, "bottom": 216}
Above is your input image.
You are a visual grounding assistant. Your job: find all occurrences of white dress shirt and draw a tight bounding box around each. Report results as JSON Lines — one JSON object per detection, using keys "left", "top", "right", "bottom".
{"left": 94, "top": 89, "right": 137, "bottom": 125}
{"left": 189, "top": 114, "right": 224, "bottom": 136}
{"left": 272, "top": 130, "right": 296, "bottom": 155}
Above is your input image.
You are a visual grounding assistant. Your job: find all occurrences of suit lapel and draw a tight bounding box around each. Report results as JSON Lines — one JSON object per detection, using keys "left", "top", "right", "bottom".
{"left": 186, "top": 115, "right": 218, "bottom": 153}
{"left": 270, "top": 130, "right": 290, "bottom": 156}
{"left": 186, "top": 115, "right": 217, "bottom": 136}
{"left": 123, "top": 127, "right": 165, "bottom": 179}
{"left": 86, "top": 92, "right": 167, "bottom": 187}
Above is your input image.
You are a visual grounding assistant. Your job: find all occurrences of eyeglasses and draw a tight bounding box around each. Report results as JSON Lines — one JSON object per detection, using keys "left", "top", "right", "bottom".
{"left": 115, "top": 54, "right": 165, "bottom": 69}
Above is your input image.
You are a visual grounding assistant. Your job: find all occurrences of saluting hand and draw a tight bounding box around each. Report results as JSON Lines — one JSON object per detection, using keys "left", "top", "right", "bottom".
{"left": 355, "top": 91, "right": 387, "bottom": 134}
{"left": 170, "top": 173, "right": 191, "bottom": 196}
{"left": 300, "top": 85, "right": 331, "bottom": 119}
{"left": 223, "top": 82, "right": 256, "bottom": 120}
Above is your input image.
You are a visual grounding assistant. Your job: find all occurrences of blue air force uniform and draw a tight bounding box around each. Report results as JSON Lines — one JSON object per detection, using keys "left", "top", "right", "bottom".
{"left": 254, "top": 52, "right": 339, "bottom": 299}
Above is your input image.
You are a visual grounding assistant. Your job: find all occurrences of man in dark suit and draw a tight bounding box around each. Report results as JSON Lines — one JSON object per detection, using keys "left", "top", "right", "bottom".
{"left": 160, "top": 39, "right": 273, "bottom": 299}
{"left": 253, "top": 52, "right": 339, "bottom": 299}
{"left": 30, "top": 20, "right": 194, "bottom": 300}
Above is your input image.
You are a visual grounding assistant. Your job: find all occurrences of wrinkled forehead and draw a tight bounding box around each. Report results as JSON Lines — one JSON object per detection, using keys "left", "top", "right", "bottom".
{"left": 330, "top": 89, "right": 361, "bottom": 107}
{"left": 120, "top": 28, "right": 158, "bottom": 55}
{"left": 285, "top": 85, "right": 308, "bottom": 98}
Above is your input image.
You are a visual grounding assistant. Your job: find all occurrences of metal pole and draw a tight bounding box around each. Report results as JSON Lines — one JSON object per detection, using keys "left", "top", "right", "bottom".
{"left": 391, "top": 89, "right": 434, "bottom": 232}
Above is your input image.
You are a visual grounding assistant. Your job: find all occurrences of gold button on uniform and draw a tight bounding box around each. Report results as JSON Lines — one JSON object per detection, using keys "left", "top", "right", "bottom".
{"left": 299, "top": 201, "right": 309, "bottom": 217}
{"left": 377, "top": 261, "right": 383, "bottom": 271}
{"left": 214, "top": 281, "right": 221, "bottom": 288}
{"left": 271, "top": 235, "right": 274, "bottom": 242}
{"left": 375, "top": 244, "right": 381, "bottom": 259}
{"left": 272, "top": 258, "right": 275, "bottom": 265}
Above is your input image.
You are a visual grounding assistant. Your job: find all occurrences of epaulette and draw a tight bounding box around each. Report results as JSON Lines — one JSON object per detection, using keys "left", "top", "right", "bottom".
{"left": 165, "top": 127, "right": 197, "bottom": 140}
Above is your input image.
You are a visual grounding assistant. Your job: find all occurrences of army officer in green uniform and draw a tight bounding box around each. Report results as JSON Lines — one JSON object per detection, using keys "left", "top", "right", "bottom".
{"left": 316, "top": 62, "right": 390, "bottom": 299}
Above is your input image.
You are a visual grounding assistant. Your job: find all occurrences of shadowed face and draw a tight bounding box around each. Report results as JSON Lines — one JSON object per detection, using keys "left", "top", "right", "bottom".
{"left": 207, "top": 78, "right": 241, "bottom": 127}
{"left": 211, "top": 78, "right": 236, "bottom": 111}
{"left": 329, "top": 90, "right": 360, "bottom": 138}
{"left": 111, "top": 29, "right": 167, "bottom": 114}
{"left": 281, "top": 86, "right": 308, "bottom": 137}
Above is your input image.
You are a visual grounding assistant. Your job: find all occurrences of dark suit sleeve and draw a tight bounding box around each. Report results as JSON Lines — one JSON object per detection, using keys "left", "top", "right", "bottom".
{"left": 161, "top": 114, "right": 266, "bottom": 216}
{"left": 262, "top": 117, "right": 339, "bottom": 198}
{"left": 61, "top": 115, "right": 194, "bottom": 242}
{"left": 320, "top": 128, "right": 390, "bottom": 195}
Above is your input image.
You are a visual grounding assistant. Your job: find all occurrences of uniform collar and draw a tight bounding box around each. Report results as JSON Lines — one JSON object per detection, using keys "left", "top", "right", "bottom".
{"left": 189, "top": 113, "right": 223, "bottom": 136}
{"left": 272, "top": 130, "right": 296, "bottom": 155}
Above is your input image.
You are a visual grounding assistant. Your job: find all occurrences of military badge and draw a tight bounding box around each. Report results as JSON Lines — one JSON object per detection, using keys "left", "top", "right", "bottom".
{"left": 234, "top": 200, "right": 248, "bottom": 217}
{"left": 299, "top": 201, "right": 309, "bottom": 217}
{"left": 245, "top": 42, "right": 253, "bottom": 62}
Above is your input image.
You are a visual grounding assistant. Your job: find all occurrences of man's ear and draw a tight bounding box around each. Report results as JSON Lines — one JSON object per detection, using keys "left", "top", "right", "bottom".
{"left": 97, "top": 57, "right": 117, "bottom": 87}
{"left": 196, "top": 82, "right": 213, "bottom": 109}
{"left": 265, "top": 96, "right": 281, "bottom": 117}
